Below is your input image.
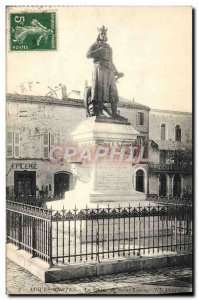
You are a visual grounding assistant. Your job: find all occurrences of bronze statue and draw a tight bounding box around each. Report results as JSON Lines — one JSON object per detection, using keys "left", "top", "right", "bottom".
{"left": 85, "top": 25, "right": 124, "bottom": 118}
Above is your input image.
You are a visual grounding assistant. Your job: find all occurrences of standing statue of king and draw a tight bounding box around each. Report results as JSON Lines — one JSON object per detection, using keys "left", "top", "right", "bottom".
{"left": 86, "top": 25, "right": 124, "bottom": 118}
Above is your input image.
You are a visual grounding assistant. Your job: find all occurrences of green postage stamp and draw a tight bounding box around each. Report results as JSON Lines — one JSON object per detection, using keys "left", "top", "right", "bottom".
{"left": 10, "top": 12, "right": 56, "bottom": 51}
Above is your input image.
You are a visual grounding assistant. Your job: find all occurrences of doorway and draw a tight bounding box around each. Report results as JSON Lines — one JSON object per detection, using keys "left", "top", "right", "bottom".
{"left": 173, "top": 174, "right": 181, "bottom": 197}
{"left": 54, "top": 172, "right": 70, "bottom": 197}
{"left": 136, "top": 169, "right": 144, "bottom": 192}
{"left": 159, "top": 174, "right": 167, "bottom": 196}
{"left": 14, "top": 171, "right": 36, "bottom": 197}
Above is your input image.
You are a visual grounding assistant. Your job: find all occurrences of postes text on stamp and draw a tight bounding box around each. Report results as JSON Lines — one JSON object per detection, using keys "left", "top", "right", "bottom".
{"left": 10, "top": 12, "right": 56, "bottom": 51}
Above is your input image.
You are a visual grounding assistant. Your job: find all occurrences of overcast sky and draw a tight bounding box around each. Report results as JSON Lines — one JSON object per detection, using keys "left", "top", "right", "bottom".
{"left": 7, "top": 6, "right": 192, "bottom": 112}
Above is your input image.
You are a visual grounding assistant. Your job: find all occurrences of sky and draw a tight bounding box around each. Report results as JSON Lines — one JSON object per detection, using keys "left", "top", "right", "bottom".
{"left": 7, "top": 6, "right": 192, "bottom": 112}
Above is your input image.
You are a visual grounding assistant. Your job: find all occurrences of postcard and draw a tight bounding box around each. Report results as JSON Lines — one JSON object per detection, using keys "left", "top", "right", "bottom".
{"left": 6, "top": 6, "right": 192, "bottom": 295}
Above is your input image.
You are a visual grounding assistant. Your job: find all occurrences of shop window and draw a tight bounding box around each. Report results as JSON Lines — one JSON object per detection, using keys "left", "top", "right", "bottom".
{"left": 14, "top": 171, "right": 36, "bottom": 197}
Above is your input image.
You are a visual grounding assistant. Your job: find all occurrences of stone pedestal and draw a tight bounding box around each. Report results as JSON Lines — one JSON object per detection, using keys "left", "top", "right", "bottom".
{"left": 48, "top": 116, "right": 148, "bottom": 210}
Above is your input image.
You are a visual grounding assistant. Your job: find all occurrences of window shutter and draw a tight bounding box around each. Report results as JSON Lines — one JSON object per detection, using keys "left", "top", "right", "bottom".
{"left": 7, "top": 131, "right": 13, "bottom": 158}
{"left": 50, "top": 133, "right": 55, "bottom": 146}
{"left": 14, "top": 131, "right": 20, "bottom": 158}
{"left": 49, "top": 133, "right": 55, "bottom": 158}
{"left": 43, "top": 133, "right": 49, "bottom": 159}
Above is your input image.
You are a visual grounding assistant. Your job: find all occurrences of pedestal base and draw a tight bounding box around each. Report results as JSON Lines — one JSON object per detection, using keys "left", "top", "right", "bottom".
{"left": 47, "top": 117, "right": 148, "bottom": 210}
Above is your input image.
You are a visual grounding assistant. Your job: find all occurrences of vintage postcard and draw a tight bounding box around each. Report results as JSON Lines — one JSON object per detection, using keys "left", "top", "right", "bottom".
{"left": 6, "top": 6, "right": 193, "bottom": 295}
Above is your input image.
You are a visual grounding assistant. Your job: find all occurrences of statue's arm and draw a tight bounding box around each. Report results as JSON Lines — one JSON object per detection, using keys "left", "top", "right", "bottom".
{"left": 112, "top": 63, "right": 119, "bottom": 76}
{"left": 86, "top": 43, "right": 102, "bottom": 59}
{"left": 111, "top": 52, "right": 124, "bottom": 77}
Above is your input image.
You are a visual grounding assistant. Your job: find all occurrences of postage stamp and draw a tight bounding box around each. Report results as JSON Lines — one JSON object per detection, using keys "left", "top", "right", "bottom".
{"left": 10, "top": 12, "right": 56, "bottom": 51}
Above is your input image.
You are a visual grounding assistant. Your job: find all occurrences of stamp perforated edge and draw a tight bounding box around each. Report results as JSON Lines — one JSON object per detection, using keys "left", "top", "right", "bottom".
{"left": 7, "top": 6, "right": 59, "bottom": 53}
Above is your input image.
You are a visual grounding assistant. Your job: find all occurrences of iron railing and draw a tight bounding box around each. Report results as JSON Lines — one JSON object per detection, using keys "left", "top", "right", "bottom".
{"left": 6, "top": 200, "right": 53, "bottom": 265}
{"left": 146, "top": 195, "right": 192, "bottom": 205}
{"left": 6, "top": 201, "right": 192, "bottom": 266}
{"left": 149, "top": 163, "right": 192, "bottom": 174}
{"left": 6, "top": 195, "right": 63, "bottom": 207}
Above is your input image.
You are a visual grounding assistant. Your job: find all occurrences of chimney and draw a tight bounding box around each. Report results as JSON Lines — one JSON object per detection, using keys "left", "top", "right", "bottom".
{"left": 61, "top": 85, "right": 67, "bottom": 100}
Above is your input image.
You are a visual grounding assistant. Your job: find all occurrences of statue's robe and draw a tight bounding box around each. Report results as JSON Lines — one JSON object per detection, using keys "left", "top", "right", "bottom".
{"left": 86, "top": 41, "right": 119, "bottom": 114}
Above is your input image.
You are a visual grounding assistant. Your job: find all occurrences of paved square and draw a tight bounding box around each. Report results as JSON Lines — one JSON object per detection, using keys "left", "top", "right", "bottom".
{"left": 6, "top": 259, "right": 192, "bottom": 295}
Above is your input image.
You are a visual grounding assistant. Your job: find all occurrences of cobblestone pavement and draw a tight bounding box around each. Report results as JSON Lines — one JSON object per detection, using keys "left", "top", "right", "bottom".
{"left": 6, "top": 259, "right": 192, "bottom": 295}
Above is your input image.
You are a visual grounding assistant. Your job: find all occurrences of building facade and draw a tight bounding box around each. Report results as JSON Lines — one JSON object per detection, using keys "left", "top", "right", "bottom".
{"left": 148, "top": 109, "right": 192, "bottom": 197}
{"left": 6, "top": 93, "right": 150, "bottom": 199}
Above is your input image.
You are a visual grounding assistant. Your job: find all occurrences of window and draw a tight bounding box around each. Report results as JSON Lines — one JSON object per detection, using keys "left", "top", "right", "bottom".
{"left": 137, "top": 112, "right": 144, "bottom": 125}
{"left": 161, "top": 124, "right": 166, "bottom": 141}
{"left": 14, "top": 131, "right": 20, "bottom": 158}
{"left": 160, "top": 151, "right": 166, "bottom": 163}
{"left": 175, "top": 125, "right": 181, "bottom": 141}
{"left": 7, "top": 131, "right": 13, "bottom": 157}
{"left": 6, "top": 130, "right": 20, "bottom": 158}
{"left": 43, "top": 133, "right": 49, "bottom": 159}
{"left": 42, "top": 132, "right": 55, "bottom": 159}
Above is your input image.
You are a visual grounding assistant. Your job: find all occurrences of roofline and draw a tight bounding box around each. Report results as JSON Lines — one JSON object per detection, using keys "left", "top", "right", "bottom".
{"left": 150, "top": 108, "right": 192, "bottom": 115}
{"left": 6, "top": 93, "right": 150, "bottom": 110}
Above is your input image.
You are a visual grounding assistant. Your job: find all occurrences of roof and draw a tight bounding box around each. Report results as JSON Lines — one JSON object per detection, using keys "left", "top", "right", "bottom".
{"left": 6, "top": 93, "right": 84, "bottom": 107}
{"left": 153, "top": 140, "right": 190, "bottom": 151}
{"left": 119, "top": 96, "right": 150, "bottom": 110}
{"left": 151, "top": 108, "right": 192, "bottom": 115}
{"left": 6, "top": 93, "right": 150, "bottom": 110}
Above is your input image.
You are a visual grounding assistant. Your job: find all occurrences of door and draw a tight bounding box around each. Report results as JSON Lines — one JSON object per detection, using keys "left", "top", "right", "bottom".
{"left": 173, "top": 174, "right": 181, "bottom": 197}
{"left": 159, "top": 174, "right": 167, "bottom": 196}
{"left": 54, "top": 172, "right": 70, "bottom": 197}
{"left": 14, "top": 171, "right": 36, "bottom": 197}
{"left": 136, "top": 169, "right": 144, "bottom": 192}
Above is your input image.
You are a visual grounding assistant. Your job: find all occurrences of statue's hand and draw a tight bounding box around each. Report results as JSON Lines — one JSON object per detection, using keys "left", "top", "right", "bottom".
{"left": 118, "top": 72, "right": 124, "bottom": 78}
{"left": 115, "top": 72, "right": 124, "bottom": 82}
{"left": 98, "top": 47, "right": 106, "bottom": 56}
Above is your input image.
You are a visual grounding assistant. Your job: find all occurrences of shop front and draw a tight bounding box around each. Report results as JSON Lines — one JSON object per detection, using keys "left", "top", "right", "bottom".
{"left": 6, "top": 159, "right": 74, "bottom": 199}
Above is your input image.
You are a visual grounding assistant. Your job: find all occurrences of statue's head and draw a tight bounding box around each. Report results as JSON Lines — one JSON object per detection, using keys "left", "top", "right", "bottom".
{"left": 97, "top": 25, "right": 108, "bottom": 42}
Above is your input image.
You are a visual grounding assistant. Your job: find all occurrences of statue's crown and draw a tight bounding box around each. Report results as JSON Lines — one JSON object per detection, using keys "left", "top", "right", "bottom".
{"left": 97, "top": 25, "right": 108, "bottom": 34}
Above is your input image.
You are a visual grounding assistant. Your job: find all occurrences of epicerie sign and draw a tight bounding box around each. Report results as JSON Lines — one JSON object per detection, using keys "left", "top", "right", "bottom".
{"left": 11, "top": 163, "right": 37, "bottom": 170}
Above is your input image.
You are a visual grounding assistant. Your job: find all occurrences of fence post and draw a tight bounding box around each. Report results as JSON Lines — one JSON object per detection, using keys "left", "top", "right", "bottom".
{"left": 96, "top": 204, "right": 100, "bottom": 263}
{"left": 18, "top": 214, "right": 22, "bottom": 250}
{"left": 32, "top": 218, "right": 37, "bottom": 257}
{"left": 6, "top": 209, "right": 10, "bottom": 243}
{"left": 138, "top": 204, "right": 141, "bottom": 254}
{"left": 48, "top": 210, "right": 53, "bottom": 268}
{"left": 174, "top": 204, "right": 178, "bottom": 252}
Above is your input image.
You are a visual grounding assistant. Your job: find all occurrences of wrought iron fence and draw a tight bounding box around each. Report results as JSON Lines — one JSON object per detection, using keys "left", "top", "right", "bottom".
{"left": 146, "top": 195, "right": 192, "bottom": 205}
{"left": 149, "top": 163, "right": 192, "bottom": 174}
{"left": 6, "top": 201, "right": 192, "bottom": 267}
{"left": 6, "top": 200, "right": 53, "bottom": 265}
{"left": 6, "top": 195, "right": 63, "bottom": 207}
